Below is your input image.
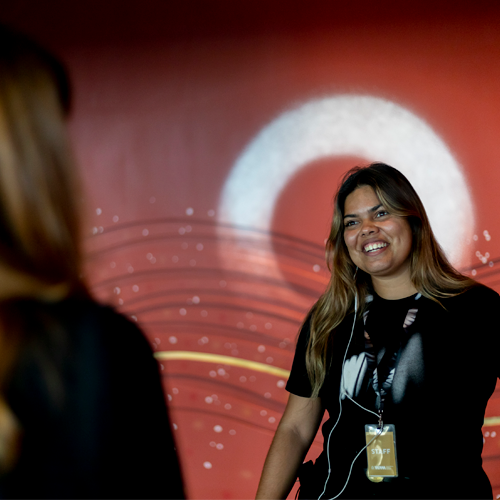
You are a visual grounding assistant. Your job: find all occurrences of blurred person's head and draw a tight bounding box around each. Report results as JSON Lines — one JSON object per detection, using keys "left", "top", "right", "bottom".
{"left": 0, "top": 26, "right": 84, "bottom": 301}
{"left": 0, "top": 26, "right": 87, "bottom": 469}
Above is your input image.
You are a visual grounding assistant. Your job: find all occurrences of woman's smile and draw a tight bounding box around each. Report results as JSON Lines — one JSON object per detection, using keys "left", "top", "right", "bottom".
{"left": 343, "top": 185, "right": 413, "bottom": 282}
{"left": 363, "top": 241, "right": 388, "bottom": 254}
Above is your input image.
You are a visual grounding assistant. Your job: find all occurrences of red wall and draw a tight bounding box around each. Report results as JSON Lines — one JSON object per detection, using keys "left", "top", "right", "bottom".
{"left": 4, "top": 2, "right": 500, "bottom": 498}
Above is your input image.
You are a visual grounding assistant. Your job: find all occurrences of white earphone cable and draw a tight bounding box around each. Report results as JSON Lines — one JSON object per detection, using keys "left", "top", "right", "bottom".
{"left": 318, "top": 270, "right": 379, "bottom": 500}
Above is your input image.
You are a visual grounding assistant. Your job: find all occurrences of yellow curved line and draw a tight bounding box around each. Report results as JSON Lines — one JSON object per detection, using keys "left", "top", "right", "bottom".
{"left": 155, "top": 351, "right": 500, "bottom": 426}
{"left": 154, "top": 350, "right": 290, "bottom": 378}
{"left": 484, "top": 417, "right": 500, "bottom": 427}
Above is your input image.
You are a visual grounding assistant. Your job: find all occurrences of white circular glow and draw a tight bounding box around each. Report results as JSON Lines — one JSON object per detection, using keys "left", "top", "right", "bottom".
{"left": 218, "top": 95, "right": 474, "bottom": 268}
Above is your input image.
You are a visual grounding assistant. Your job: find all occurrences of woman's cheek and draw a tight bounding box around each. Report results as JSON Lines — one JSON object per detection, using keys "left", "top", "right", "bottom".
{"left": 345, "top": 241, "right": 360, "bottom": 265}
{"left": 344, "top": 232, "right": 356, "bottom": 252}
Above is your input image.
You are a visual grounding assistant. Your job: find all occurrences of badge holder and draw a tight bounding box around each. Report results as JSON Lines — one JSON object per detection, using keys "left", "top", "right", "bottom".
{"left": 365, "top": 424, "right": 398, "bottom": 483}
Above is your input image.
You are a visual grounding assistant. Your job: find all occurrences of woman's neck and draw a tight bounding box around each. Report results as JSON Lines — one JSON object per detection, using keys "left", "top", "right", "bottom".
{"left": 371, "top": 274, "right": 417, "bottom": 300}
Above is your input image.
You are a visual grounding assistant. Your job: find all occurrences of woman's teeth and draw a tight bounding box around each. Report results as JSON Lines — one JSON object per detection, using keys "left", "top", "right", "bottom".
{"left": 364, "top": 242, "right": 388, "bottom": 253}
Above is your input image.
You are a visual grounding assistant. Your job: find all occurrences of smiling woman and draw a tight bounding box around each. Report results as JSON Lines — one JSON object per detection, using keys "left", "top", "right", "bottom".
{"left": 343, "top": 185, "right": 414, "bottom": 299}
{"left": 255, "top": 163, "right": 500, "bottom": 500}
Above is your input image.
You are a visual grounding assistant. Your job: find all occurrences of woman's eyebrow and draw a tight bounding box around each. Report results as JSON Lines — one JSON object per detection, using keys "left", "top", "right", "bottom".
{"left": 344, "top": 204, "right": 382, "bottom": 219}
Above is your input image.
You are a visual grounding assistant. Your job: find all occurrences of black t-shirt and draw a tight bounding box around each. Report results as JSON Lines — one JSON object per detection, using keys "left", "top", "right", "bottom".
{"left": 2, "top": 298, "right": 185, "bottom": 499}
{"left": 287, "top": 285, "right": 500, "bottom": 499}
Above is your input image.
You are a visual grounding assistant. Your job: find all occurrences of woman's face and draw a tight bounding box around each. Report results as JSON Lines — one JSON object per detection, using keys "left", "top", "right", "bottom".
{"left": 343, "top": 185, "right": 413, "bottom": 283}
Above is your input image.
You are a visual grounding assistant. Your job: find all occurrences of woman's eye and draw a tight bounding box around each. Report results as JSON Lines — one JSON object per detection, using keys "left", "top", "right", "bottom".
{"left": 376, "top": 210, "right": 389, "bottom": 217}
{"left": 344, "top": 220, "right": 356, "bottom": 227}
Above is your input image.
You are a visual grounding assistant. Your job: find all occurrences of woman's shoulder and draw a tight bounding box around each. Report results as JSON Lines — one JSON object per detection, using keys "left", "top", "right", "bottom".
{"left": 432, "top": 283, "right": 500, "bottom": 322}
{"left": 44, "top": 296, "right": 153, "bottom": 358}
{"left": 449, "top": 282, "right": 500, "bottom": 306}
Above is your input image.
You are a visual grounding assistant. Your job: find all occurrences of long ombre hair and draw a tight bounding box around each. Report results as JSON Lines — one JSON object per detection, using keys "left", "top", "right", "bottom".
{"left": 0, "top": 27, "right": 83, "bottom": 294}
{"left": 306, "top": 163, "right": 475, "bottom": 397}
{"left": 0, "top": 26, "right": 88, "bottom": 469}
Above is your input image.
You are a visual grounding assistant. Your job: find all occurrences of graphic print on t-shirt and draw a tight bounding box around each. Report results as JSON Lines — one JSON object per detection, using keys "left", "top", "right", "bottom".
{"left": 341, "top": 352, "right": 368, "bottom": 400}
{"left": 340, "top": 294, "right": 421, "bottom": 404}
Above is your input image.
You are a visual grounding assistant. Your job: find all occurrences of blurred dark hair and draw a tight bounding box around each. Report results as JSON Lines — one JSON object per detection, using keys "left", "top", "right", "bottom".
{"left": 0, "top": 25, "right": 85, "bottom": 296}
{"left": 0, "top": 26, "right": 88, "bottom": 469}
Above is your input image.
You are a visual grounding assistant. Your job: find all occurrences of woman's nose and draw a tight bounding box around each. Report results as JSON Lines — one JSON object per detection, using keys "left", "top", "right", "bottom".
{"left": 360, "top": 220, "right": 377, "bottom": 236}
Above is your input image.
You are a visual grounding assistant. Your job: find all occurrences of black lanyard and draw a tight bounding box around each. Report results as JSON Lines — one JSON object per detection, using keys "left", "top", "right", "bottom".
{"left": 362, "top": 293, "right": 421, "bottom": 427}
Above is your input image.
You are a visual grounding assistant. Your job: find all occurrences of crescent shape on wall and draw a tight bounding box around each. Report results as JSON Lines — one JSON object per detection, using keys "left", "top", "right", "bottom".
{"left": 218, "top": 94, "right": 474, "bottom": 272}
